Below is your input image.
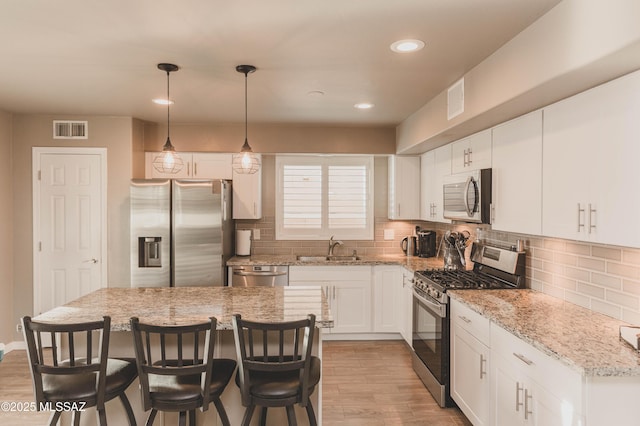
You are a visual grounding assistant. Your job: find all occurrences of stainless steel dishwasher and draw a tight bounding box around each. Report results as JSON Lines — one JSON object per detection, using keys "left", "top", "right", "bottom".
{"left": 231, "top": 265, "right": 289, "bottom": 287}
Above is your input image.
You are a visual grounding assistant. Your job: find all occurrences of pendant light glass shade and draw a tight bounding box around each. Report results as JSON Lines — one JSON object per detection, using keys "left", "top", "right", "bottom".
{"left": 233, "top": 65, "right": 261, "bottom": 175}
{"left": 153, "top": 63, "right": 183, "bottom": 174}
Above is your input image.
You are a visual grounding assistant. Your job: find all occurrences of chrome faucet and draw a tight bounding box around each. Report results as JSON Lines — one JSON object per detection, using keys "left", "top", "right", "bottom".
{"left": 328, "top": 235, "right": 343, "bottom": 256}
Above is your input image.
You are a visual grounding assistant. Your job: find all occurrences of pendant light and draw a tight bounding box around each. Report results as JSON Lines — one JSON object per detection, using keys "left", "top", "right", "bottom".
{"left": 152, "top": 63, "right": 184, "bottom": 174}
{"left": 232, "top": 64, "right": 261, "bottom": 174}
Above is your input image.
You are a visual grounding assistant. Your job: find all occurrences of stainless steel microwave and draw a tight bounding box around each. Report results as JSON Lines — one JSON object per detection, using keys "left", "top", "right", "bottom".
{"left": 443, "top": 169, "right": 492, "bottom": 224}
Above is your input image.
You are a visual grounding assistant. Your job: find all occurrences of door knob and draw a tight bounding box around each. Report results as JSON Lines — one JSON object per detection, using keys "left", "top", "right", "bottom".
{"left": 83, "top": 258, "right": 98, "bottom": 264}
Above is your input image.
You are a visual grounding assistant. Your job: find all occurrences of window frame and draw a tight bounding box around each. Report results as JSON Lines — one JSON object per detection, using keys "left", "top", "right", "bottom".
{"left": 275, "top": 155, "right": 374, "bottom": 240}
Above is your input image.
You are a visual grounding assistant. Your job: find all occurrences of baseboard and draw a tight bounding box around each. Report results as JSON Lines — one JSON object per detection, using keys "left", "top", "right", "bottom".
{"left": 323, "top": 333, "right": 403, "bottom": 341}
{"left": 6, "top": 341, "right": 26, "bottom": 352}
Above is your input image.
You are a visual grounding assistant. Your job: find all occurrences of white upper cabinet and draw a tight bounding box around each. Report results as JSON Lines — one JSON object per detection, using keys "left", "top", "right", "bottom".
{"left": 491, "top": 110, "right": 543, "bottom": 235}
{"left": 145, "top": 152, "right": 232, "bottom": 179}
{"left": 388, "top": 155, "right": 420, "bottom": 220}
{"left": 232, "top": 154, "right": 262, "bottom": 219}
{"left": 542, "top": 70, "right": 640, "bottom": 248}
{"left": 420, "top": 145, "right": 451, "bottom": 223}
{"left": 451, "top": 129, "right": 491, "bottom": 174}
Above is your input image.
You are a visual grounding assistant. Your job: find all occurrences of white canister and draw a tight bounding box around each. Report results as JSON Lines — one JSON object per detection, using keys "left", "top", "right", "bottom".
{"left": 236, "top": 230, "right": 252, "bottom": 256}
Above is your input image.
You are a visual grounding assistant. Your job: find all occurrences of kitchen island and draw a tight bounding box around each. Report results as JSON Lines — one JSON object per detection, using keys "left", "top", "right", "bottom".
{"left": 34, "top": 286, "right": 332, "bottom": 426}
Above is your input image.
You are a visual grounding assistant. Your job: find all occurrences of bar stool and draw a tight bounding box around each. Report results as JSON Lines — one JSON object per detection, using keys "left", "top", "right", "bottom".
{"left": 22, "top": 315, "right": 138, "bottom": 426}
{"left": 232, "top": 313, "right": 320, "bottom": 426}
{"left": 130, "top": 316, "right": 236, "bottom": 426}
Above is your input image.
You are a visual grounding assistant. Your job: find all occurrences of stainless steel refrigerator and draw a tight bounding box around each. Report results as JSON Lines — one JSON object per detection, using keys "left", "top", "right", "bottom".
{"left": 130, "top": 179, "right": 234, "bottom": 287}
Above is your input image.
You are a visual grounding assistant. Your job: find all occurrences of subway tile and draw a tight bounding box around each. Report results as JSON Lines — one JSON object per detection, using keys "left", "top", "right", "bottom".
{"left": 622, "top": 280, "right": 640, "bottom": 296}
{"left": 553, "top": 252, "right": 578, "bottom": 266}
{"left": 576, "top": 257, "right": 606, "bottom": 272}
{"left": 542, "top": 261, "right": 564, "bottom": 275}
{"left": 623, "top": 249, "right": 640, "bottom": 265}
{"left": 591, "top": 273, "right": 622, "bottom": 290}
{"left": 607, "top": 263, "right": 640, "bottom": 280}
{"left": 532, "top": 248, "right": 554, "bottom": 261}
{"left": 542, "top": 284, "right": 565, "bottom": 299}
{"left": 592, "top": 245, "right": 622, "bottom": 261}
{"left": 576, "top": 282, "right": 605, "bottom": 299}
{"left": 606, "top": 289, "right": 640, "bottom": 310}
{"left": 564, "top": 242, "right": 591, "bottom": 256}
{"left": 564, "top": 291, "right": 591, "bottom": 310}
{"left": 622, "top": 309, "right": 640, "bottom": 325}
{"left": 529, "top": 258, "right": 543, "bottom": 270}
{"left": 544, "top": 239, "right": 566, "bottom": 252}
{"left": 563, "top": 267, "right": 590, "bottom": 282}
{"left": 530, "top": 279, "right": 544, "bottom": 292}
{"left": 553, "top": 276, "right": 577, "bottom": 290}
{"left": 590, "top": 299, "right": 622, "bottom": 320}
{"left": 533, "top": 269, "right": 553, "bottom": 285}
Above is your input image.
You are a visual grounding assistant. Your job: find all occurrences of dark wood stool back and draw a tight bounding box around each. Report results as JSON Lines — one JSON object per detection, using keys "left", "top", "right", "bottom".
{"left": 130, "top": 317, "right": 235, "bottom": 426}
{"left": 232, "top": 313, "right": 319, "bottom": 426}
{"left": 22, "top": 315, "right": 137, "bottom": 426}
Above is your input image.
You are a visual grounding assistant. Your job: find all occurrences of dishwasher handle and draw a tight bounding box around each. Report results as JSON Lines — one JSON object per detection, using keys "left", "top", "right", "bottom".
{"left": 233, "top": 270, "right": 288, "bottom": 277}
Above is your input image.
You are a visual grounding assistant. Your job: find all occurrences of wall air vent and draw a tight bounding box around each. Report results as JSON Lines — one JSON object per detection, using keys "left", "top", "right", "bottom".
{"left": 53, "top": 120, "right": 88, "bottom": 139}
{"left": 447, "top": 78, "right": 464, "bottom": 120}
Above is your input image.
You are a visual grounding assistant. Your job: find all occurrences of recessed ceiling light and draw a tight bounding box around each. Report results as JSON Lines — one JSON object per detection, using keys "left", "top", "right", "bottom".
{"left": 354, "top": 102, "right": 374, "bottom": 109}
{"left": 390, "top": 39, "right": 425, "bottom": 53}
{"left": 152, "top": 98, "right": 174, "bottom": 105}
{"left": 307, "top": 90, "right": 325, "bottom": 97}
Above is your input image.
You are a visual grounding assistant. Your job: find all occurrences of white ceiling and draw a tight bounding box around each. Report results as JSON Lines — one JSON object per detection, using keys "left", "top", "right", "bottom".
{"left": 0, "top": 0, "right": 561, "bottom": 127}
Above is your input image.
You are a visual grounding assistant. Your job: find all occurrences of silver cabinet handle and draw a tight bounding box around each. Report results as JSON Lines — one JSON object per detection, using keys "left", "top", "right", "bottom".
{"left": 479, "top": 354, "right": 486, "bottom": 379}
{"left": 83, "top": 258, "right": 98, "bottom": 264}
{"left": 187, "top": 162, "right": 191, "bottom": 176}
{"left": 577, "top": 203, "right": 585, "bottom": 232}
{"left": 194, "top": 162, "right": 198, "bottom": 176}
{"left": 589, "top": 204, "right": 597, "bottom": 233}
{"left": 513, "top": 352, "right": 534, "bottom": 366}
{"left": 467, "top": 147, "right": 473, "bottom": 165}
{"left": 397, "top": 203, "right": 401, "bottom": 218}
{"left": 516, "top": 382, "right": 524, "bottom": 412}
{"left": 524, "top": 388, "right": 533, "bottom": 419}
{"left": 253, "top": 202, "right": 257, "bottom": 217}
{"left": 463, "top": 148, "right": 469, "bottom": 167}
{"left": 490, "top": 203, "right": 495, "bottom": 222}
{"left": 458, "top": 315, "right": 471, "bottom": 324}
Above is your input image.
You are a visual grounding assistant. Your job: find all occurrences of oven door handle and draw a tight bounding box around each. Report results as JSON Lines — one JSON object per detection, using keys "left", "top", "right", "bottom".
{"left": 413, "top": 288, "right": 447, "bottom": 318}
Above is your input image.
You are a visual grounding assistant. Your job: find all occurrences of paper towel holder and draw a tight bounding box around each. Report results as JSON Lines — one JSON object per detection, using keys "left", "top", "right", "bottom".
{"left": 236, "top": 229, "right": 252, "bottom": 256}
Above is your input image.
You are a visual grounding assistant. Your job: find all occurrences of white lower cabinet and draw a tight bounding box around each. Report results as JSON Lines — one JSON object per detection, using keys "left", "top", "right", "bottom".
{"left": 373, "top": 265, "right": 402, "bottom": 333}
{"left": 451, "top": 299, "right": 491, "bottom": 426}
{"left": 490, "top": 324, "right": 583, "bottom": 426}
{"left": 289, "top": 266, "right": 372, "bottom": 335}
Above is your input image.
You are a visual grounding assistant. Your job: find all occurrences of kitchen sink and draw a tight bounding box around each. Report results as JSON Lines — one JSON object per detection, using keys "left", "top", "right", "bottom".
{"left": 296, "top": 255, "right": 361, "bottom": 262}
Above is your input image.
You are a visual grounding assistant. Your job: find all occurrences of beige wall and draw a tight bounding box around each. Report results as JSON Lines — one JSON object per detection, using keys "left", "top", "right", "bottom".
{"left": 0, "top": 111, "right": 13, "bottom": 345}
{"left": 11, "top": 115, "right": 135, "bottom": 341}
{"left": 144, "top": 122, "right": 396, "bottom": 154}
{"left": 397, "top": 0, "right": 640, "bottom": 154}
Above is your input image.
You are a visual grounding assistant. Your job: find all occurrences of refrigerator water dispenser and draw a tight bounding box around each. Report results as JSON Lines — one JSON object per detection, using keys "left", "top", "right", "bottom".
{"left": 139, "top": 237, "right": 162, "bottom": 267}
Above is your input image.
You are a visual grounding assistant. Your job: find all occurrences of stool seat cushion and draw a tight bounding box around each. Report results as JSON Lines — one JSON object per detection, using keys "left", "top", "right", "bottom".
{"left": 43, "top": 358, "right": 137, "bottom": 403}
{"left": 236, "top": 356, "right": 321, "bottom": 400}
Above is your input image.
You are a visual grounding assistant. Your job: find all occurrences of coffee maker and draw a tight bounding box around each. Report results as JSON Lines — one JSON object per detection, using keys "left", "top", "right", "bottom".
{"left": 417, "top": 230, "right": 437, "bottom": 258}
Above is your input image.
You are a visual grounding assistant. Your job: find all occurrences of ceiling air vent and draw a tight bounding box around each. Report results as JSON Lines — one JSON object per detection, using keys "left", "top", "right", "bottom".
{"left": 447, "top": 78, "right": 464, "bottom": 120}
{"left": 53, "top": 120, "right": 88, "bottom": 139}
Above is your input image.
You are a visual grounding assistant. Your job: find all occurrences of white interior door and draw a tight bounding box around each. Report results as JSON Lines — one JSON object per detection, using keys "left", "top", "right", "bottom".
{"left": 33, "top": 147, "right": 107, "bottom": 315}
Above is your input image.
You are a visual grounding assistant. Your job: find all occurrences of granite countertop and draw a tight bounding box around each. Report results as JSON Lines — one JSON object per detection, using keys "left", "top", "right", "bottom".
{"left": 34, "top": 286, "right": 333, "bottom": 331}
{"left": 448, "top": 289, "right": 640, "bottom": 377}
{"left": 227, "top": 254, "right": 447, "bottom": 272}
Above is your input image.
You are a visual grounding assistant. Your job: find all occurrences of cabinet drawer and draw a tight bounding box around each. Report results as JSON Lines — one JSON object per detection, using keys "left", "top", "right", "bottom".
{"left": 491, "top": 324, "right": 582, "bottom": 408}
{"left": 451, "top": 299, "right": 490, "bottom": 346}
{"left": 289, "top": 265, "right": 371, "bottom": 282}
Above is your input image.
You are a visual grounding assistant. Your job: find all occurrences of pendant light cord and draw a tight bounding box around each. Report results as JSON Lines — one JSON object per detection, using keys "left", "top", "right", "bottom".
{"left": 244, "top": 71, "right": 248, "bottom": 141}
{"left": 166, "top": 69, "right": 171, "bottom": 141}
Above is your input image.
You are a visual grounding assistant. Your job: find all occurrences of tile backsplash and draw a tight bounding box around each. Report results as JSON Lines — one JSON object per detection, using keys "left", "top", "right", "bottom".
{"left": 237, "top": 218, "right": 640, "bottom": 324}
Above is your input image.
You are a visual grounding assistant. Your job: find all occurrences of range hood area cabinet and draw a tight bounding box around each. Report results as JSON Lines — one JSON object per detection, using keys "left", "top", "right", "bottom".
{"left": 145, "top": 152, "right": 232, "bottom": 179}
{"left": 451, "top": 129, "right": 492, "bottom": 174}
{"left": 388, "top": 155, "right": 420, "bottom": 220}
{"left": 542, "top": 70, "right": 640, "bottom": 248}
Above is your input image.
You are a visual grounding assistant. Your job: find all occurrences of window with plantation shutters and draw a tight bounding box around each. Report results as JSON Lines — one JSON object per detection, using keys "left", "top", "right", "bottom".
{"left": 276, "top": 155, "right": 374, "bottom": 240}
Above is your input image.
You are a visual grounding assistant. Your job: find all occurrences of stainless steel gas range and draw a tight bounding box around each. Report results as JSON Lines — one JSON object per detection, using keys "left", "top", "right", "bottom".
{"left": 411, "top": 241, "right": 526, "bottom": 408}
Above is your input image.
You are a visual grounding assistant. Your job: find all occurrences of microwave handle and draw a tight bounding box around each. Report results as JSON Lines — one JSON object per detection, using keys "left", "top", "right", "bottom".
{"left": 464, "top": 176, "right": 474, "bottom": 217}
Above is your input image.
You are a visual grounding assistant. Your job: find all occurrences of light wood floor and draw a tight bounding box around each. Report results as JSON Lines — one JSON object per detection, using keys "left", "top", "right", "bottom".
{"left": 0, "top": 340, "right": 471, "bottom": 425}
{"left": 322, "top": 340, "right": 471, "bottom": 426}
